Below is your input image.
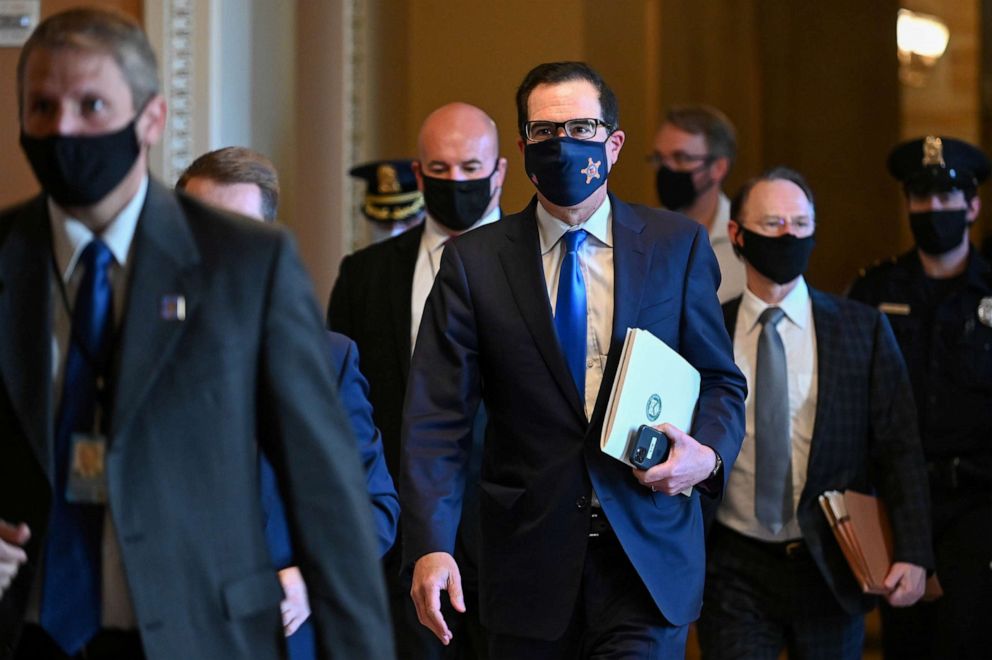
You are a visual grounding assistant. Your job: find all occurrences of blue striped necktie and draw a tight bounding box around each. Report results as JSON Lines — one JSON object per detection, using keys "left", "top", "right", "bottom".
{"left": 41, "top": 238, "right": 114, "bottom": 654}
{"left": 554, "top": 229, "right": 588, "bottom": 398}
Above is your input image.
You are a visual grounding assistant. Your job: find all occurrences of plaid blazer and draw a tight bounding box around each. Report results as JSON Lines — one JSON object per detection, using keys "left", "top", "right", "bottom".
{"left": 722, "top": 287, "right": 934, "bottom": 614}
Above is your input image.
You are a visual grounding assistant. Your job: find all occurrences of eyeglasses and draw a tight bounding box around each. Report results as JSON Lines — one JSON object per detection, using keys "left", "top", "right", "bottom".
{"left": 524, "top": 118, "right": 614, "bottom": 142}
{"left": 647, "top": 152, "right": 714, "bottom": 170}
{"left": 749, "top": 215, "right": 815, "bottom": 234}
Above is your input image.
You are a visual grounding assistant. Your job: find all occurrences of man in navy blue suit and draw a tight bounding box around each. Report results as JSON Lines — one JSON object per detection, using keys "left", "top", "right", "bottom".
{"left": 177, "top": 147, "right": 399, "bottom": 660}
{"left": 401, "top": 61, "right": 747, "bottom": 659}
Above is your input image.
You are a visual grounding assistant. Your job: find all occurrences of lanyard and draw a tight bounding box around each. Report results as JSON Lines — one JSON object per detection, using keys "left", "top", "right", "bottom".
{"left": 50, "top": 243, "right": 117, "bottom": 414}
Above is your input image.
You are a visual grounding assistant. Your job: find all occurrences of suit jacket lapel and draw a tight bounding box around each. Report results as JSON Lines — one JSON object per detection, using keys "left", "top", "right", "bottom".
{"left": 804, "top": 288, "right": 840, "bottom": 492}
{"left": 609, "top": 195, "right": 649, "bottom": 348}
{"left": 498, "top": 200, "right": 585, "bottom": 420}
{"left": 111, "top": 181, "right": 201, "bottom": 438}
{"left": 0, "top": 196, "right": 54, "bottom": 478}
{"left": 589, "top": 196, "right": 649, "bottom": 425}
{"left": 392, "top": 224, "right": 422, "bottom": 380}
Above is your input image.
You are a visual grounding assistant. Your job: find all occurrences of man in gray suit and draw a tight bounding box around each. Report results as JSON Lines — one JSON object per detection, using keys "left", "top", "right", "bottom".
{"left": 0, "top": 8, "right": 392, "bottom": 659}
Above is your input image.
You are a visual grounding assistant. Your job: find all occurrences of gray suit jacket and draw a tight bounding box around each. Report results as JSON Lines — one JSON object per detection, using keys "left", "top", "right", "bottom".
{"left": 0, "top": 180, "right": 393, "bottom": 659}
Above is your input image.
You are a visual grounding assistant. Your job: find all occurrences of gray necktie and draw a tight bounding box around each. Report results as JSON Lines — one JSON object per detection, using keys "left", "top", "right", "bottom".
{"left": 754, "top": 306, "right": 792, "bottom": 534}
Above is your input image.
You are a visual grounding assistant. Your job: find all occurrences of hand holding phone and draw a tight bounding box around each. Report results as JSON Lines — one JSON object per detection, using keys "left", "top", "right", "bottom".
{"left": 629, "top": 425, "right": 671, "bottom": 470}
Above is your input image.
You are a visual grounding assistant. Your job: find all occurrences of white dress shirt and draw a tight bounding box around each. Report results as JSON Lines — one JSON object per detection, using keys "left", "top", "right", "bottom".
{"left": 709, "top": 192, "right": 747, "bottom": 304}
{"left": 535, "top": 197, "right": 614, "bottom": 420}
{"left": 31, "top": 176, "right": 148, "bottom": 629}
{"left": 410, "top": 207, "right": 500, "bottom": 354}
{"left": 717, "top": 277, "right": 818, "bottom": 542}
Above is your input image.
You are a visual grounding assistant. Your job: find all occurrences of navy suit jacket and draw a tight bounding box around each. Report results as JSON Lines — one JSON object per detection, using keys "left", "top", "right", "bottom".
{"left": 721, "top": 289, "right": 933, "bottom": 614}
{"left": 260, "top": 331, "right": 399, "bottom": 567}
{"left": 400, "top": 194, "right": 747, "bottom": 639}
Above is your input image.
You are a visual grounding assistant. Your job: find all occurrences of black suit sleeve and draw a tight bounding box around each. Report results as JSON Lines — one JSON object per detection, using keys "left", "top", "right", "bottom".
{"left": 327, "top": 253, "right": 356, "bottom": 333}
{"left": 868, "top": 310, "right": 934, "bottom": 570}
{"left": 257, "top": 233, "right": 393, "bottom": 659}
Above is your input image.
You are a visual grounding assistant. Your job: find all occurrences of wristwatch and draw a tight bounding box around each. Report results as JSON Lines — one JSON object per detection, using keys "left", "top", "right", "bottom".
{"left": 707, "top": 450, "right": 723, "bottom": 480}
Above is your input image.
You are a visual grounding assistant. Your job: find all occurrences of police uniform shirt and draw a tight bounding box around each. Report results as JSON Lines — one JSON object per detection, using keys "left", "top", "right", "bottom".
{"left": 849, "top": 249, "right": 992, "bottom": 459}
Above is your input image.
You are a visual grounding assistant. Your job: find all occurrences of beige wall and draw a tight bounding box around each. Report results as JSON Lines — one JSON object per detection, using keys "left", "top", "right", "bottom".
{"left": 357, "top": 0, "right": 924, "bottom": 293}
{"left": 2, "top": 1, "right": 987, "bottom": 300}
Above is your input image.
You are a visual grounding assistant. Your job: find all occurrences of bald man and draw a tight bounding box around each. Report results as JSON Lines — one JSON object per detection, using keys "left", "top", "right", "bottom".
{"left": 328, "top": 102, "right": 506, "bottom": 659}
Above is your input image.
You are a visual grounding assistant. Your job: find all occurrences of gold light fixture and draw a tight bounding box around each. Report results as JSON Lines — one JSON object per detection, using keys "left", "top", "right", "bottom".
{"left": 897, "top": 8, "right": 950, "bottom": 87}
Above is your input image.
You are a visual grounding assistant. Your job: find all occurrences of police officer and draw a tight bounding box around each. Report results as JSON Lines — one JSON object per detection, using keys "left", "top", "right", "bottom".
{"left": 350, "top": 159, "right": 426, "bottom": 243}
{"left": 849, "top": 136, "right": 992, "bottom": 660}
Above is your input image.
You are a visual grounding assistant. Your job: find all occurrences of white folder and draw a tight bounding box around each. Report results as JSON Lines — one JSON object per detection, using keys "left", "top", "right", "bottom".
{"left": 600, "top": 328, "right": 700, "bottom": 468}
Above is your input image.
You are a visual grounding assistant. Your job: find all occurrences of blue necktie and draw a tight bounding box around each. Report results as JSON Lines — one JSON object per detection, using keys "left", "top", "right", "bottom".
{"left": 554, "top": 229, "right": 588, "bottom": 398}
{"left": 41, "top": 239, "right": 114, "bottom": 654}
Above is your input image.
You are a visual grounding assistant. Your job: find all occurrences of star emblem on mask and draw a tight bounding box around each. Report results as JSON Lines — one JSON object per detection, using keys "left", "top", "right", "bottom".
{"left": 580, "top": 158, "right": 602, "bottom": 184}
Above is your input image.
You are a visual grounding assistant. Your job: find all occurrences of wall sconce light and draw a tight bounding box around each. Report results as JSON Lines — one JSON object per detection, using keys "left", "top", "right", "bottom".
{"left": 897, "top": 8, "right": 950, "bottom": 87}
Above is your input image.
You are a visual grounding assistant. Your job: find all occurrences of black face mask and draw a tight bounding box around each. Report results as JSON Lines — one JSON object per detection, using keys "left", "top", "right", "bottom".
{"left": 655, "top": 164, "right": 712, "bottom": 211}
{"left": 909, "top": 209, "right": 969, "bottom": 255}
{"left": 421, "top": 170, "right": 496, "bottom": 232}
{"left": 736, "top": 227, "right": 815, "bottom": 284}
{"left": 20, "top": 118, "right": 141, "bottom": 207}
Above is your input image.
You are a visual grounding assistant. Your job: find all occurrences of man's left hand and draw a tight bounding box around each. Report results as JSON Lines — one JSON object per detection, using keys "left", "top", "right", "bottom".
{"left": 883, "top": 562, "right": 926, "bottom": 607}
{"left": 633, "top": 423, "right": 715, "bottom": 495}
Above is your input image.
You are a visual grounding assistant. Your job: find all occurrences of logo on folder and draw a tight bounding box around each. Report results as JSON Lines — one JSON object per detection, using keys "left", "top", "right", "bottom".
{"left": 645, "top": 394, "right": 662, "bottom": 421}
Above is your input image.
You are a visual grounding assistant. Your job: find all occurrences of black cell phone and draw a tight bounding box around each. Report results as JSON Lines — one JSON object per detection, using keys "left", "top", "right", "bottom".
{"left": 629, "top": 424, "right": 671, "bottom": 470}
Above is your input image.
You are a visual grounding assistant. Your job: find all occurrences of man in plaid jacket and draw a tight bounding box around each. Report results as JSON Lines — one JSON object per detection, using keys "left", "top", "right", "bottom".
{"left": 698, "top": 167, "right": 933, "bottom": 660}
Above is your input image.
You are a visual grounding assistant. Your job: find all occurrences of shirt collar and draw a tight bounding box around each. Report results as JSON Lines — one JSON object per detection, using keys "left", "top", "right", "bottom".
{"left": 536, "top": 195, "right": 613, "bottom": 255}
{"left": 739, "top": 275, "right": 811, "bottom": 333}
{"left": 423, "top": 205, "right": 501, "bottom": 253}
{"left": 709, "top": 191, "right": 731, "bottom": 246}
{"left": 49, "top": 174, "right": 148, "bottom": 282}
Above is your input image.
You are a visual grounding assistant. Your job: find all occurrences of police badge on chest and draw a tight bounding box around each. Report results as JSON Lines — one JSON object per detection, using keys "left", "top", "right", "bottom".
{"left": 978, "top": 297, "right": 992, "bottom": 328}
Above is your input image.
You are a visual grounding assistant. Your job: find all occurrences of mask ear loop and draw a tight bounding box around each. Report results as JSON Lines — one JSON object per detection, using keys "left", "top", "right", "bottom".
{"left": 731, "top": 228, "right": 745, "bottom": 260}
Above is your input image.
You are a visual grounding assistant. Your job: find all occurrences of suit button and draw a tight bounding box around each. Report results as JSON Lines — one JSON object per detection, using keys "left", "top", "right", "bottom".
{"left": 576, "top": 496, "right": 588, "bottom": 510}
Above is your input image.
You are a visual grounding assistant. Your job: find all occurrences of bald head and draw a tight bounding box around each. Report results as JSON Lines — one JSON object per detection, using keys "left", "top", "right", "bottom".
{"left": 413, "top": 102, "right": 507, "bottom": 231}
{"left": 417, "top": 103, "right": 500, "bottom": 179}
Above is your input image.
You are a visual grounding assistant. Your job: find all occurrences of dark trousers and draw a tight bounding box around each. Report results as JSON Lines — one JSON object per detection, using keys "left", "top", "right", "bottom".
{"left": 880, "top": 490, "right": 992, "bottom": 660}
{"left": 14, "top": 624, "right": 144, "bottom": 660}
{"left": 698, "top": 525, "right": 864, "bottom": 660}
{"left": 489, "top": 528, "right": 687, "bottom": 660}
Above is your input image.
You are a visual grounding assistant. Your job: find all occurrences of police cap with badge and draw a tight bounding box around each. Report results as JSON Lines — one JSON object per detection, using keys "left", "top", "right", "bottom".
{"left": 889, "top": 136, "right": 992, "bottom": 256}
{"left": 888, "top": 135, "right": 991, "bottom": 196}
{"left": 349, "top": 159, "right": 425, "bottom": 224}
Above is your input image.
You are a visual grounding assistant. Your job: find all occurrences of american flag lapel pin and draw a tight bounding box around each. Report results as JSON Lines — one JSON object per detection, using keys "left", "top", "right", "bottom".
{"left": 160, "top": 294, "right": 186, "bottom": 321}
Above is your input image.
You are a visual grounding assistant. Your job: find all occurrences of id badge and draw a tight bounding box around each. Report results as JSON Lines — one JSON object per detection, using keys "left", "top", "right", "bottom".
{"left": 66, "top": 433, "right": 108, "bottom": 504}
